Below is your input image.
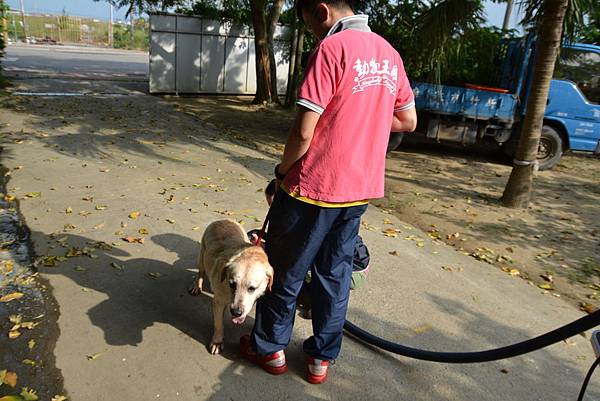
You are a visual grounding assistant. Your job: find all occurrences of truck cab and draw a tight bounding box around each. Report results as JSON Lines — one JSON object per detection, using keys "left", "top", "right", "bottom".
{"left": 542, "top": 44, "right": 600, "bottom": 164}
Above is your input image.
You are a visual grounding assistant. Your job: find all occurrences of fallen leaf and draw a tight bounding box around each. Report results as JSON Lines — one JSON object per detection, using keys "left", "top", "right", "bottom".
{"left": 500, "top": 368, "right": 510, "bottom": 374}
{"left": 95, "top": 205, "right": 108, "bottom": 211}
{"left": 192, "top": 227, "right": 200, "bottom": 231}
{"left": 51, "top": 396, "right": 68, "bottom": 401}
{"left": 580, "top": 302, "right": 596, "bottom": 314}
{"left": 147, "top": 272, "right": 162, "bottom": 279}
{"left": 382, "top": 228, "right": 398, "bottom": 238}
{"left": 9, "top": 315, "right": 22, "bottom": 324}
{"left": 166, "top": 219, "right": 176, "bottom": 224}
{"left": 1, "top": 292, "right": 24, "bottom": 303}
{"left": 93, "top": 223, "right": 105, "bottom": 230}
{"left": 63, "top": 224, "right": 76, "bottom": 231}
{"left": 138, "top": 228, "right": 149, "bottom": 235}
{"left": 389, "top": 251, "right": 400, "bottom": 256}
{"left": 25, "top": 192, "right": 41, "bottom": 199}
{"left": 28, "top": 340, "right": 35, "bottom": 350}
{"left": 0, "top": 396, "right": 24, "bottom": 401}
{"left": 129, "top": 211, "right": 140, "bottom": 219}
{"left": 110, "top": 262, "right": 124, "bottom": 271}
{"left": 20, "top": 387, "right": 38, "bottom": 401}
{"left": 446, "top": 232, "right": 460, "bottom": 240}
{"left": 122, "top": 237, "right": 145, "bottom": 244}
{"left": 538, "top": 283, "right": 554, "bottom": 291}
{"left": 86, "top": 353, "right": 103, "bottom": 360}
{"left": 540, "top": 273, "right": 554, "bottom": 283}
{"left": 441, "top": 266, "right": 454, "bottom": 272}
{"left": 65, "top": 207, "right": 72, "bottom": 214}
{"left": 9, "top": 330, "right": 21, "bottom": 339}
{"left": 4, "top": 195, "right": 16, "bottom": 202}
{"left": 99, "top": 168, "right": 110, "bottom": 173}
{"left": 22, "top": 360, "right": 36, "bottom": 366}
{"left": 1, "top": 370, "right": 17, "bottom": 387}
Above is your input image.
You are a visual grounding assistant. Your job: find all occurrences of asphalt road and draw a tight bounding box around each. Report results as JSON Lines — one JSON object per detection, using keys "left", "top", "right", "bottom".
{"left": 5, "top": 44, "right": 149, "bottom": 78}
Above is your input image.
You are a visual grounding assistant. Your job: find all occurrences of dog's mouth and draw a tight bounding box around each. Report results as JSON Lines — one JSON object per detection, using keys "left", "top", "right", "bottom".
{"left": 232, "top": 316, "right": 246, "bottom": 325}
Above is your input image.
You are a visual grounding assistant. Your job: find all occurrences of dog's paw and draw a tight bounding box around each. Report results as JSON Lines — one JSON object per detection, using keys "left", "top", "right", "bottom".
{"left": 209, "top": 341, "right": 224, "bottom": 355}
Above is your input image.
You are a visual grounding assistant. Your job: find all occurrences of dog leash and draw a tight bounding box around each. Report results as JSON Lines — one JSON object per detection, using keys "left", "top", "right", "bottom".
{"left": 253, "top": 209, "right": 271, "bottom": 247}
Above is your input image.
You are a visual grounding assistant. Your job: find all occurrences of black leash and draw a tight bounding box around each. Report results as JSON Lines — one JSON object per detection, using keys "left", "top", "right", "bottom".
{"left": 344, "top": 310, "right": 600, "bottom": 363}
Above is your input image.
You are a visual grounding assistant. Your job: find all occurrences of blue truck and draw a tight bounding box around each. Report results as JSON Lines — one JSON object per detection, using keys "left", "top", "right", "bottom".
{"left": 392, "top": 37, "right": 600, "bottom": 170}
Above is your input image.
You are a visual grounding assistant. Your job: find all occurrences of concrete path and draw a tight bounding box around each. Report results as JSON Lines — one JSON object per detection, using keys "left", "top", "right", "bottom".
{"left": 0, "top": 47, "right": 598, "bottom": 401}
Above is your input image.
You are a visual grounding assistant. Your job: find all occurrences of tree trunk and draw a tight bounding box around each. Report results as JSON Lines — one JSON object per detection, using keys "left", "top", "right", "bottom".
{"left": 285, "top": 21, "right": 299, "bottom": 107}
{"left": 286, "top": 26, "right": 305, "bottom": 107}
{"left": 251, "top": 0, "right": 274, "bottom": 104}
{"left": 266, "top": 0, "right": 285, "bottom": 104}
{"left": 500, "top": 0, "right": 568, "bottom": 208}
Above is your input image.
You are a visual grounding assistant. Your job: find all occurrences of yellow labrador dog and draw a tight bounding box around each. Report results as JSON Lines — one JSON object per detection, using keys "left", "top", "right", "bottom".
{"left": 189, "top": 219, "right": 274, "bottom": 355}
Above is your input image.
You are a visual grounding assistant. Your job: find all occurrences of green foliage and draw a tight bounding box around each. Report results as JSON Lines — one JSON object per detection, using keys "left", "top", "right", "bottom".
{"left": 176, "top": 0, "right": 251, "bottom": 23}
{"left": 113, "top": 18, "right": 149, "bottom": 50}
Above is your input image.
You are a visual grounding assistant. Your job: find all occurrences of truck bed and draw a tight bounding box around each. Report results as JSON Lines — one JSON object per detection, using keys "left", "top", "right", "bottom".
{"left": 412, "top": 82, "right": 520, "bottom": 123}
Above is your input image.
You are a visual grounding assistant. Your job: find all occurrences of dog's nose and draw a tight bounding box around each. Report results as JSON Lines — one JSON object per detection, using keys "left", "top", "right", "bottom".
{"left": 230, "top": 307, "right": 243, "bottom": 317}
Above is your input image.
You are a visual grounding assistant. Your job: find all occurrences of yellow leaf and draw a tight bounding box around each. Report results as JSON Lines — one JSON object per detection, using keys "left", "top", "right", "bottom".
{"left": 147, "top": 272, "right": 162, "bottom": 279}
{"left": 25, "top": 192, "right": 41, "bottom": 199}
{"left": 4, "top": 195, "right": 16, "bottom": 202}
{"left": 138, "top": 228, "right": 149, "bottom": 235}
{"left": 20, "top": 387, "right": 38, "bottom": 401}
{"left": 538, "top": 283, "right": 554, "bottom": 290}
{"left": 86, "top": 353, "right": 103, "bottom": 361}
{"left": 509, "top": 268, "right": 520, "bottom": 276}
{"left": 65, "top": 207, "right": 72, "bottom": 214}
{"left": 9, "top": 330, "right": 21, "bottom": 339}
{"left": 1, "top": 292, "right": 24, "bottom": 303}
{"left": 9, "top": 315, "right": 22, "bottom": 324}
{"left": 129, "top": 211, "right": 140, "bottom": 219}
{"left": 28, "top": 340, "right": 36, "bottom": 350}
{"left": 166, "top": 219, "right": 176, "bottom": 224}
{"left": 93, "top": 223, "right": 105, "bottom": 230}
{"left": 22, "top": 360, "right": 36, "bottom": 366}
{"left": 52, "top": 396, "right": 68, "bottom": 401}
{"left": 382, "top": 228, "right": 398, "bottom": 238}
{"left": 192, "top": 227, "right": 200, "bottom": 231}
{"left": 95, "top": 205, "right": 107, "bottom": 211}
{"left": 0, "top": 396, "right": 24, "bottom": 401}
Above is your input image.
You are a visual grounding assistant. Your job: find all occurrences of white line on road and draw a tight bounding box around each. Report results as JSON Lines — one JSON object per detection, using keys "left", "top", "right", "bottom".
{"left": 12, "top": 92, "right": 144, "bottom": 97}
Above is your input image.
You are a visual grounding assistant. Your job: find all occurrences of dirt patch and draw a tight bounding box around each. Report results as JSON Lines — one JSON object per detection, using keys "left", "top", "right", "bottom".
{"left": 170, "top": 96, "right": 600, "bottom": 311}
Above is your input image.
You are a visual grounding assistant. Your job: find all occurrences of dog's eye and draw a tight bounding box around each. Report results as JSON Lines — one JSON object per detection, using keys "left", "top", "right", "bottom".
{"left": 229, "top": 282, "right": 236, "bottom": 290}
{"left": 248, "top": 286, "right": 256, "bottom": 293}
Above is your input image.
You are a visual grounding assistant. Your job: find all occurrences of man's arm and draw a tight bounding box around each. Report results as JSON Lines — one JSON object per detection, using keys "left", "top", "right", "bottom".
{"left": 278, "top": 107, "right": 321, "bottom": 175}
{"left": 391, "top": 107, "right": 417, "bottom": 133}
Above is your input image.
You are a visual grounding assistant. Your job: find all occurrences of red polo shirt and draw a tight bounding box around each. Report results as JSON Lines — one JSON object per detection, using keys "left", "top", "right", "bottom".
{"left": 283, "top": 15, "right": 414, "bottom": 203}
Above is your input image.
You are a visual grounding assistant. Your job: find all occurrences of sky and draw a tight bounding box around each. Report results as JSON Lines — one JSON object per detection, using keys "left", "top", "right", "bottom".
{"left": 6, "top": 0, "right": 523, "bottom": 28}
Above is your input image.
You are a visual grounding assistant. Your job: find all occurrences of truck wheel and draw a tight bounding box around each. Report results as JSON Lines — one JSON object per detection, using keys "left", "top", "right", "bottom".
{"left": 537, "top": 125, "right": 563, "bottom": 170}
{"left": 387, "top": 133, "right": 404, "bottom": 153}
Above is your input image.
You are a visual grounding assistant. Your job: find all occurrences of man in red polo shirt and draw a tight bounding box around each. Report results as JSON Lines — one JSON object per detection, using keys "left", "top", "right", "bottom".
{"left": 240, "top": 0, "right": 417, "bottom": 384}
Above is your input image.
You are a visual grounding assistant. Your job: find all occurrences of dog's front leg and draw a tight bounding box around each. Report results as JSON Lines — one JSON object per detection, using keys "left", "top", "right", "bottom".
{"left": 209, "top": 300, "right": 227, "bottom": 355}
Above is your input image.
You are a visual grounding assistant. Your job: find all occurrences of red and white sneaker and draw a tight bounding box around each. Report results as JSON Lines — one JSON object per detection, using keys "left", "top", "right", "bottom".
{"left": 306, "top": 357, "right": 329, "bottom": 384}
{"left": 240, "top": 335, "right": 288, "bottom": 375}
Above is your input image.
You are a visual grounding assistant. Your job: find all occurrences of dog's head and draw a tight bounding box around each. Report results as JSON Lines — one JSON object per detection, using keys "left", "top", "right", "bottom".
{"left": 221, "top": 245, "right": 274, "bottom": 325}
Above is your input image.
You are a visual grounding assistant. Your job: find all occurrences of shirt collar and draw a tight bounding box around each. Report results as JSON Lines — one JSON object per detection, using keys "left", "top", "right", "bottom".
{"left": 326, "top": 14, "right": 371, "bottom": 37}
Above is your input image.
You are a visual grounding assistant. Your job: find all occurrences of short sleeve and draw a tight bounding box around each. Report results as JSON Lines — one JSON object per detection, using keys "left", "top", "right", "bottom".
{"left": 296, "top": 45, "right": 337, "bottom": 115}
{"left": 394, "top": 58, "right": 415, "bottom": 112}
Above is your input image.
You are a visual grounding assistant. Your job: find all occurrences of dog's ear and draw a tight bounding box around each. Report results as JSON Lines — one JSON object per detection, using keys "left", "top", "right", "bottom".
{"left": 266, "top": 265, "right": 274, "bottom": 292}
{"left": 220, "top": 266, "right": 229, "bottom": 283}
